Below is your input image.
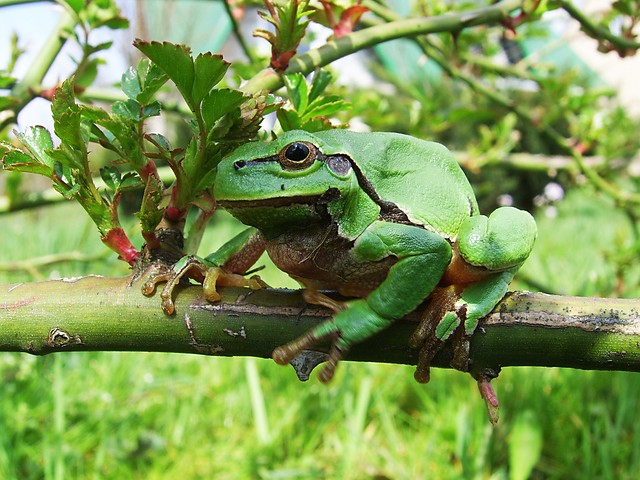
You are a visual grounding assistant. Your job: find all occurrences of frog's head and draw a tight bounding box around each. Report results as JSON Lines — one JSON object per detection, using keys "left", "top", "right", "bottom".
{"left": 214, "top": 130, "right": 377, "bottom": 236}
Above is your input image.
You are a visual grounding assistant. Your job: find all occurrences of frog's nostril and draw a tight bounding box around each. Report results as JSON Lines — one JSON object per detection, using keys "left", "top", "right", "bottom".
{"left": 234, "top": 160, "right": 246, "bottom": 170}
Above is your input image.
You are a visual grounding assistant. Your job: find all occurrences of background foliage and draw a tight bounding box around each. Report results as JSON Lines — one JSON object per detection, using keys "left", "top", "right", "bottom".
{"left": 2, "top": 0, "right": 640, "bottom": 478}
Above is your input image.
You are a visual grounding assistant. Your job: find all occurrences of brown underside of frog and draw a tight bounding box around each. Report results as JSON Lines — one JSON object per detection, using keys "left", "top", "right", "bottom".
{"left": 221, "top": 223, "right": 492, "bottom": 304}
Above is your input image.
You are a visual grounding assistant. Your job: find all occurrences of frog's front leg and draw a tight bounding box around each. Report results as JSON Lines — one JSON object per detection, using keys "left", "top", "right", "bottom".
{"left": 410, "top": 207, "right": 536, "bottom": 383}
{"left": 142, "top": 228, "right": 267, "bottom": 314}
{"left": 272, "top": 221, "right": 452, "bottom": 382}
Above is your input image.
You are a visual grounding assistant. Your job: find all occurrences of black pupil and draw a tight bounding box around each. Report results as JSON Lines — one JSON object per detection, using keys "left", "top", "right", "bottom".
{"left": 285, "top": 143, "right": 309, "bottom": 162}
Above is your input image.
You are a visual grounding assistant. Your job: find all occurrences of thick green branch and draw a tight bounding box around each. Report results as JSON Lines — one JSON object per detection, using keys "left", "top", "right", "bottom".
{"left": 1, "top": 276, "right": 639, "bottom": 376}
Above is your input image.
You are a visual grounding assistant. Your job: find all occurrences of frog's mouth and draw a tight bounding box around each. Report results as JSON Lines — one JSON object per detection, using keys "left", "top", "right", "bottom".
{"left": 217, "top": 194, "right": 322, "bottom": 209}
{"left": 217, "top": 190, "right": 340, "bottom": 234}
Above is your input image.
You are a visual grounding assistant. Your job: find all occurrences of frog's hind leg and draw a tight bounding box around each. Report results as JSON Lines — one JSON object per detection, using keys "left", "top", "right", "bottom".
{"left": 410, "top": 270, "right": 516, "bottom": 383}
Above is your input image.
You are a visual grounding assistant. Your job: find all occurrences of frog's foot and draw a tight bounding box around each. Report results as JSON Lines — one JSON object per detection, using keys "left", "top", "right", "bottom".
{"left": 273, "top": 299, "right": 391, "bottom": 383}
{"left": 141, "top": 256, "right": 209, "bottom": 315}
{"left": 272, "top": 329, "right": 345, "bottom": 383}
{"left": 408, "top": 285, "right": 470, "bottom": 383}
{"left": 142, "top": 256, "right": 267, "bottom": 315}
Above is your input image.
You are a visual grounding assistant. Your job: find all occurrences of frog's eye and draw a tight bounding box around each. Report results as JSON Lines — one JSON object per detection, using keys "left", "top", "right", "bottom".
{"left": 279, "top": 141, "right": 317, "bottom": 170}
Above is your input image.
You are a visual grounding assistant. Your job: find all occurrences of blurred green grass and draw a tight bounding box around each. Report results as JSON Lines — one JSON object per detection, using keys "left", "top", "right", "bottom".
{"left": 1, "top": 194, "right": 640, "bottom": 479}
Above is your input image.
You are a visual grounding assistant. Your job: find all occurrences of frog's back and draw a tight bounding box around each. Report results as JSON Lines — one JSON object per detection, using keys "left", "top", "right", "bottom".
{"left": 313, "top": 130, "right": 479, "bottom": 239}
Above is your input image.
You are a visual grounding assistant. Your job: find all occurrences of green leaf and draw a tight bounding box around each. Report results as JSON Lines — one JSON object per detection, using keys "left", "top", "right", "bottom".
{"left": 119, "top": 172, "right": 141, "bottom": 190}
{"left": 121, "top": 60, "right": 169, "bottom": 105}
{"left": 100, "top": 165, "right": 121, "bottom": 190}
{"left": 0, "top": 73, "right": 17, "bottom": 89}
{"left": 100, "top": 166, "right": 140, "bottom": 191}
{"left": 136, "top": 173, "right": 164, "bottom": 234}
{"left": 85, "top": 41, "right": 113, "bottom": 55}
{"left": 0, "top": 95, "right": 19, "bottom": 111}
{"left": 191, "top": 53, "right": 229, "bottom": 106}
{"left": 284, "top": 73, "right": 309, "bottom": 113}
{"left": 63, "top": 0, "right": 84, "bottom": 14}
{"left": 15, "top": 125, "right": 56, "bottom": 171}
{"left": 136, "top": 59, "right": 168, "bottom": 104}
{"left": 51, "top": 79, "right": 84, "bottom": 151}
{"left": 1, "top": 148, "right": 53, "bottom": 176}
{"left": 53, "top": 180, "right": 81, "bottom": 200}
{"left": 182, "top": 136, "right": 199, "bottom": 181}
{"left": 303, "top": 96, "right": 348, "bottom": 120}
{"left": 145, "top": 133, "right": 173, "bottom": 157}
{"left": 134, "top": 40, "right": 196, "bottom": 110}
{"left": 276, "top": 109, "right": 302, "bottom": 132}
{"left": 112, "top": 99, "right": 142, "bottom": 120}
{"left": 121, "top": 66, "right": 142, "bottom": 100}
{"left": 201, "top": 89, "right": 245, "bottom": 130}
{"left": 75, "top": 57, "right": 105, "bottom": 89}
{"left": 308, "top": 70, "right": 333, "bottom": 103}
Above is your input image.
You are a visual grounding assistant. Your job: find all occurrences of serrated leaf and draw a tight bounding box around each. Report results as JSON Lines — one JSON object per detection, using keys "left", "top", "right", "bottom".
{"left": 134, "top": 40, "right": 196, "bottom": 110}
{"left": 284, "top": 73, "right": 309, "bottom": 112}
{"left": 308, "top": 70, "right": 333, "bottom": 103}
{"left": 300, "top": 116, "right": 336, "bottom": 132}
{"left": 51, "top": 79, "right": 84, "bottom": 151}
{"left": 75, "top": 57, "right": 104, "bottom": 89}
{"left": 100, "top": 165, "right": 121, "bottom": 190}
{"left": 276, "top": 109, "right": 302, "bottom": 132}
{"left": 182, "top": 136, "right": 199, "bottom": 181}
{"left": 192, "top": 53, "right": 229, "bottom": 106}
{"left": 112, "top": 99, "right": 142, "bottom": 120}
{"left": 15, "top": 125, "right": 56, "bottom": 170}
{"left": 121, "top": 66, "right": 142, "bottom": 100}
{"left": 119, "top": 171, "right": 141, "bottom": 189}
{"left": 80, "top": 104, "right": 111, "bottom": 122}
{"left": 1, "top": 149, "right": 54, "bottom": 176}
{"left": 136, "top": 59, "right": 168, "bottom": 104}
{"left": 303, "top": 96, "right": 348, "bottom": 120}
{"left": 201, "top": 89, "right": 244, "bottom": 130}
{"left": 53, "top": 181, "right": 81, "bottom": 200}
{"left": 136, "top": 173, "right": 164, "bottom": 233}
{"left": 86, "top": 41, "right": 113, "bottom": 55}
{"left": 145, "top": 133, "right": 172, "bottom": 155}
{"left": 141, "top": 101, "right": 161, "bottom": 119}
{"left": 112, "top": 98, "right": 159, "bottom": 121}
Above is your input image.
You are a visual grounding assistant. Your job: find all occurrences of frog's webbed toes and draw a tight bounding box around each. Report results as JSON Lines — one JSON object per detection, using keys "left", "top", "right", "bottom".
{"left": 141, "top": 256, "right": 209, "bottom": 315}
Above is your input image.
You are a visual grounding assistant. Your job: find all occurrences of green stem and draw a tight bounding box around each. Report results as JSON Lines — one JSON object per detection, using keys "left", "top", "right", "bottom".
{"left": 558, "top": 0, "right": 640, "bottom": 53}
{"left": 241, "top": 0, "right": 523, "bottom": 93}
{"left": 1, "top": 276, "right": 639, "bottom": 375}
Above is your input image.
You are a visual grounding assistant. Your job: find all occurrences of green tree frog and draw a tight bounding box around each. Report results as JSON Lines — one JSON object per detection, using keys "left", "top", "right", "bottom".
{"left": 147, "top": 129, "right": 536, "bottom": 384}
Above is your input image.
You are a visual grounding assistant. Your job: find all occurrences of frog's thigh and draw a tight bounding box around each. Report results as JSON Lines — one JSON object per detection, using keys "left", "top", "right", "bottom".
{"left": 457, "top": 207, "right": 536, "bottom": 270}
{"left": 456, "top": 269, "right": 515, "bottom": 335}
{"left": 353, "top": 221, "right": 452, "bottom": 320}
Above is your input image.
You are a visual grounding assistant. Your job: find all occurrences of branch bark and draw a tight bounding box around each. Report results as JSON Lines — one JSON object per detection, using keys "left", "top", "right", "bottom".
{"left": 1, "top": 276, "right": 639, "bottom": 378}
